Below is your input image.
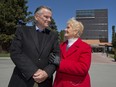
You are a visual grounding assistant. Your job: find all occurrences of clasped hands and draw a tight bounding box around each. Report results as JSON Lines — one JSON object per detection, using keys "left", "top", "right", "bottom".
{"left": 33, "top": 69, "right": 48, "bottom": 83}
{"left": 33, "top": 53, "right": 60, "bottom": 83}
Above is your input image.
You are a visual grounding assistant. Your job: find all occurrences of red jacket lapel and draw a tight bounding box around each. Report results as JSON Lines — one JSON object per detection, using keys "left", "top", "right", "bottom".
{"left": 60, "top": 38, "right": 82, "bottom": 58}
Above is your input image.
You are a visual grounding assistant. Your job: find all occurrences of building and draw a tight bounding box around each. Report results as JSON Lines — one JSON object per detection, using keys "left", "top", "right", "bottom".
{"left": 76, "top": 9, "right": 112, "bottom": 52}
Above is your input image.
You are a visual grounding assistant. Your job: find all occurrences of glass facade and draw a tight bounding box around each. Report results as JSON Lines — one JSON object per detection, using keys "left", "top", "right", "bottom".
{"left": 76, "top": 9, "right": 108, "bottom": 42}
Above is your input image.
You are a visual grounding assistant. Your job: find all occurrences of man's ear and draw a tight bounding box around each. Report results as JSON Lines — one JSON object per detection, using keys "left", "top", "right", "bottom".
{"left": 34, "top": 14, "right": 38, "bottom": 20}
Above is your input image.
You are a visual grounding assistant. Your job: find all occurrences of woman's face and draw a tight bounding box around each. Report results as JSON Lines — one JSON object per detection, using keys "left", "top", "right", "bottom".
{"left": 64, "top": 24, "right": 76, "bottom": 39}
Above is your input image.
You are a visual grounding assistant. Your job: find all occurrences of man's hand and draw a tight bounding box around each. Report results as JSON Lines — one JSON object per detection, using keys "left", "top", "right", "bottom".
{"left": 33, "top": 69, "right": 48, "bottom": 83}
{"left": 49, "top": 53, "right": 60, "bottom": 66}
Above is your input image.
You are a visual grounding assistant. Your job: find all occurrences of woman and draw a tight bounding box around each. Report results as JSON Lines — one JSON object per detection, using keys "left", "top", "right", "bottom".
{"left": 50, "top": 17, "right": 92, "bottom": 87}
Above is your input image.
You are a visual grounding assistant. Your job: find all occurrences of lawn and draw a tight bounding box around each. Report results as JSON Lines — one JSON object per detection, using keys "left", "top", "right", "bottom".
{"left": 0, "top": 53, "right": 10, "bottom": 57}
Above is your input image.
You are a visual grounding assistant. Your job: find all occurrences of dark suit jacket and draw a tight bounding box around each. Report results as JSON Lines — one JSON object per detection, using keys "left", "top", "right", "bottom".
{"left": 8, "top": 26, "right": 60, "bottom": 87}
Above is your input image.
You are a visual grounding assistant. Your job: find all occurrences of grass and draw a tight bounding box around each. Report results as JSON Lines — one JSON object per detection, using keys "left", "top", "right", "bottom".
{"left": 108, "top": 53, "right": 114, "bottom": 58}
{"left": 0, "top": 52, "right": 10, "bottom": 57}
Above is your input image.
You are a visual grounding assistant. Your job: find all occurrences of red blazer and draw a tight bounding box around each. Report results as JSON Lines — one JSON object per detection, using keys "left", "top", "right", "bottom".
{"left": 53, "top": 38, "right": 92, "bottom": 87}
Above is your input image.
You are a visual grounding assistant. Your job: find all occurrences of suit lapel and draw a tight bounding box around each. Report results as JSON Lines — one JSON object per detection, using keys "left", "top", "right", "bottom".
{"left": 41, "top": 29, "right": 49, "bottom": 53}
{"left": 29, "top": 26, "right": 40, "bottom": 53}
{"left": 30, "top": 27, "right": 51, "bottom": 56}
{"left": 38, "top": 29, "right": 51, "bottom": 55}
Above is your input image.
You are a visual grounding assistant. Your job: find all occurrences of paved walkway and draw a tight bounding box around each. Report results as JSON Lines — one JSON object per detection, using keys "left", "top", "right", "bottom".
{"left": 91, "top": 53, "right": 116, "bottom": 64}
{"left": 90, "top": 53, "right": 116, "bottom": 87}
{"left": 0, "top": 53, "right": 116, "bottom": 87}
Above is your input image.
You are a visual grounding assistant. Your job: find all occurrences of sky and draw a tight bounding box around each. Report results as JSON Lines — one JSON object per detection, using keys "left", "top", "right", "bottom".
{"left": 27, "top": 0, "right": 116, "bottom": 42}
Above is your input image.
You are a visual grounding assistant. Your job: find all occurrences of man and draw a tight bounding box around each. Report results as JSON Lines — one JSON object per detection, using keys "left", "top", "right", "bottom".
{"left": 8, "top": 6, "right": 60, "bottom": 87}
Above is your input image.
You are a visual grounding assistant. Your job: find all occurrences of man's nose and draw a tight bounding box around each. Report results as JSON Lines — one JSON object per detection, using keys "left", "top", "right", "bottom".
{"left": 47, "top": 18, "right": 51, "bottom": 22}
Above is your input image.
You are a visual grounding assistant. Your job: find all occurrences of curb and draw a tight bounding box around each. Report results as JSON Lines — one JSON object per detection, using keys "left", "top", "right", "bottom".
{"left": 0, "top": 57, "right": 10, "bottom": 60}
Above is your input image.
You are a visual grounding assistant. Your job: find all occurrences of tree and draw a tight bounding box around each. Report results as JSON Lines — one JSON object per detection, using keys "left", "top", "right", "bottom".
{"left": 59, "top": 30, "right": 65, "bottom": 43}
{"left": 112, "top": 25, "right": 116, "bottom": 61}
{"left": 0, "top": 0, "right": 32, "bottom": 52}
{"left": 49, "top": 18, "right": 58, "bottom": 31}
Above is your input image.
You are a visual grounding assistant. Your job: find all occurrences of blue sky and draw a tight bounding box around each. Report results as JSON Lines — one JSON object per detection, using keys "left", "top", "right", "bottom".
{"left": 27, "top": 0, "right": 116, "bottom": 42}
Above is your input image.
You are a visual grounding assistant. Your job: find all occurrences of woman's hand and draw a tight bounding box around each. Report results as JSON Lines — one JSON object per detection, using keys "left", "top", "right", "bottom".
{"left": 49, "top": 53, "right": 60, "bottom": 66}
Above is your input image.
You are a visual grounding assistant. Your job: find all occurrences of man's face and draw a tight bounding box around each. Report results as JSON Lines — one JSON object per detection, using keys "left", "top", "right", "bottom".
{"left": 35, "top": 8, "right": 52, "bottom": 29}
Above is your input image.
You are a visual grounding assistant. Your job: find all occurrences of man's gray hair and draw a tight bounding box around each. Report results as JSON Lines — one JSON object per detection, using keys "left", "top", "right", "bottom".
{"left": 34, "top": 6, "right": 52, "bottom": 14}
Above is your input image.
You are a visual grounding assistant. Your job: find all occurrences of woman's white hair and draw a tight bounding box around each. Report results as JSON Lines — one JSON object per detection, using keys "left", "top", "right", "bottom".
{"left": 67, "top": 17, "right": 84, "bottom": 37}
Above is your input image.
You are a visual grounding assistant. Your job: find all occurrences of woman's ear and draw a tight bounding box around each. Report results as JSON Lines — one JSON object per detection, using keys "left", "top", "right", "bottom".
{"left": 73, "top": 29, "right": 78, "bottom": 37}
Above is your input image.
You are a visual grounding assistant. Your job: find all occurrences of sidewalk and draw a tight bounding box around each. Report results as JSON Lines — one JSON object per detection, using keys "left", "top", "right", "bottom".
{"left": 0, "top": 57, "right": 10, "bottom": 59}
{"left": 91, "top": 53, "right": 116, "bottom": 64}
{"left": 0, "top": 53, "right": 115, "bottom": 63}
{"left": 90, "top": 53, "right": 116, "bottom": 87}
{"left": 0, "top": 53, "right": 116, "bottom": 87}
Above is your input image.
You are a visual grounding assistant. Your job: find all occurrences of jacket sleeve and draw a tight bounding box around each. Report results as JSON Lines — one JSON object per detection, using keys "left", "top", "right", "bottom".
{"left": 44, "top": 32, "right": 60, "bottom": 78}
{"left": 10, "top": 27, "right": 38, "bottom": 80}
{"left": 59, "top": 45, "right": 91, "bottom": 76}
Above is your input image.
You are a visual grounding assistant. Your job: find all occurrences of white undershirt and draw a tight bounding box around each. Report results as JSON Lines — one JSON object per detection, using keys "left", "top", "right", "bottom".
{"left": 67, "top": 38, "right": 78, "bottom": 48}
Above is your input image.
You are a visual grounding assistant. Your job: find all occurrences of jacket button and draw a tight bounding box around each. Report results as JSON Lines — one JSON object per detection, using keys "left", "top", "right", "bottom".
{"left": 38, "top": 59, "right": 41, "bottom": 61}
